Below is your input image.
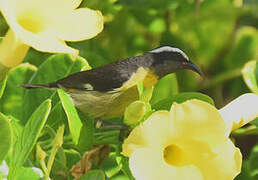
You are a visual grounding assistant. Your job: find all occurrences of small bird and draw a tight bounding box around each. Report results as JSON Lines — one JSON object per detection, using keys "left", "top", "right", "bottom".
{"left": 21, "top": 46, "right": 201, "bottom": 119}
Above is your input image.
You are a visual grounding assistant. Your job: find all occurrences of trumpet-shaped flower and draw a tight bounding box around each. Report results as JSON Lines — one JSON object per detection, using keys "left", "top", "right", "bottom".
{"left": 0, "top": 0, "right": 103, "bottom": 67}
{"left": 122, "top": 93, "right": 258, "bottom": 180}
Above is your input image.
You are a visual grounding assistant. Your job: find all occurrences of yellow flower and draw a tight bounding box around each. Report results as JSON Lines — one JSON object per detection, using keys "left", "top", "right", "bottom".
{"left": 122, "top": 93, "right": 258, "bottom": 180}
{"left": 0, "top": 0, "right": 103, "bottom": 67}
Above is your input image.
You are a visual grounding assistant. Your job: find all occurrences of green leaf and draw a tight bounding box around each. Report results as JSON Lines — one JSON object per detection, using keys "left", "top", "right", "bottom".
{"left": 22, "top": 54, "right": 90, "bottom": 124}
{"left": 77, "top": 112, "right": 95, "bottom": 152}
{"left": 153, "top": 92, "right": 215, "bottom": 110}
{"left": 116, "top": 156, "right": 135, "bottom": 180}
{"left": 0, "top": 113, "right": 12, "bottom": 163}
{"left": 8, "top": 99, "right": 51, "bottom": 179}
{"left": 250, "top": 117, "right": 258, "bottom": 126}
{"left": 0, "top": 63, "right": 37, "bottom": 120}
{"left": 235, "top": 161, "right": 252, "bottom": 180}
{"left": 151, "top": 74, "right": 178, "bottom": 105}
{"left": 242, "top": 60, "right": 258, "bottom": 93}
{"left": 0, "top": 75, "right": 7, "bottom": 98}
{"left": 16, "top": 167, "right": 42, "bottom": 180}
{"left": 0, "top": 62, "right": 9, "bottom": 83}
{"left": 248, "top": 145, "right": 258, "bottom": 179}
{"left": 58, "top": 89, "right": 82, "bottom": 145}
{"left": 64, "top": 149, "right": 81, "bottom": 169}
{"left": 100, "top": 152, "right": 121, "bottom": 178}
{"left": 79, "top": 170, "right": 105, "bottom": 180}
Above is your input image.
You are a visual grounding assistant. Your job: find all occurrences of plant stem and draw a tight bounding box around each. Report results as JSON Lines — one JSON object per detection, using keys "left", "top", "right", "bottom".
{"left": 199, "top": 68, "right": 242, "bottom": 90}
{"left": 44, "top": 125, "right": 64, "bottom": 180}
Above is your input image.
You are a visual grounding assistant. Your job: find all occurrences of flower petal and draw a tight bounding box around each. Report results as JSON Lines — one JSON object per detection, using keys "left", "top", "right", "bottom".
{"left": 16, "top": 27, "right": 78, "bottom": 54}
{"left": 0, "top": 30, "right": 29, "bottom": 67}
{"left": 48, "top": 0, "right": 82, "bottom": 10}
{"left": 192, "top": 139, "right": 242, "bottom": 180}
{"left": 122, "top": 111, "right": 172, "bottom": 156}
{"left": 219, "top": 93, "right": 258, "bottom": 135}
{"left": 51, "top": 8, "right": 104, "bottom": 41}
{"left": 129, "top": 148, "right": 203, "bottom": 180}
{"left": 170, "top": 100, "right": 228, "bottom": 147}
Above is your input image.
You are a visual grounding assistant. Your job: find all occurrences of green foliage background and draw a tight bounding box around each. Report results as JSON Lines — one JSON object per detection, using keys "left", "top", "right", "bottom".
{"left": 0, "top": 0, "right": 258, "bottom": 179}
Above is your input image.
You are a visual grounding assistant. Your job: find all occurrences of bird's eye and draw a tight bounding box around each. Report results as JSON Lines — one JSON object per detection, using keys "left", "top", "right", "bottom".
{"left": 182, "top": 61, "right": 187, "bottom": 65}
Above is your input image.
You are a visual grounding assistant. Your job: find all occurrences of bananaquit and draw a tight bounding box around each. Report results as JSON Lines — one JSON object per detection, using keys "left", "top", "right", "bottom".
{"left": 21, "top": 46, "right": 201, "bottom": 119}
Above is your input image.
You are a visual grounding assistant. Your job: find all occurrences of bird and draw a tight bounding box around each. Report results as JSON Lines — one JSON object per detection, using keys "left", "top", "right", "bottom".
{"left": 21, "top": 46, "right": 202, "bottom": 119}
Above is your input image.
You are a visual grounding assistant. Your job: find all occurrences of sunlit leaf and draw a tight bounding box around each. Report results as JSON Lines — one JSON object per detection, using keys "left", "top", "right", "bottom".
{"left": 16, "top": 167, "right": 42, "bottom": 180}
{"left": 58, "top": 89, "right": 82, "bottom": 145}
{"left": 8, "top": 99, "right": 51, "bottom": 179}
{"left": 0, "top": 113, "right": 12, "bottom": 163}
{"left": 0, "top": 75, "right": 7, "bottom": 98}
{"left": 242, "top": 60, "right": 258, "bottom": 93}
{"left": 151, "top": 74, "right": 178, "bottom": 105}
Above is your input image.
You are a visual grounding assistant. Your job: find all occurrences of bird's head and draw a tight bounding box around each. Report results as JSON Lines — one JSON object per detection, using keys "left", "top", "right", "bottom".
{"left": 148, "top": 46, "right": 202, "bottom": 77}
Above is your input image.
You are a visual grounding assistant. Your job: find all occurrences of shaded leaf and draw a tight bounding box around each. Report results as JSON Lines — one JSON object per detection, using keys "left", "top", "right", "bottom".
{"left": 77, "top": 112, "right": 95, "bottom": 152}
{"left": 79, "top": 170, "right": 105, "bottom": 180}
{"left": 153, "top": 92, "right": 214, "bottom": 110}
{"left": 116, "top": 156, "right": 135, "bottom": 180}
{"left": 248, "top": 145, "right": 258, "bottom": 179}
{"left": 0, "top": 63, "right": 37, "bottom": 120}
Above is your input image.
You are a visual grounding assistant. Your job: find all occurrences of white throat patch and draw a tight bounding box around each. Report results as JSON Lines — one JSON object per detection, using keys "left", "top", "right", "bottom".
{"left": 149, "top": 46, "right": 189, "bottom": 61}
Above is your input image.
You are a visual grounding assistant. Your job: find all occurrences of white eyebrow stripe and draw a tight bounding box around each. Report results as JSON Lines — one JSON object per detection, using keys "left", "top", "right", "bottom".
{"left": 149, "top": 46, "right": 189, "bottom": 61}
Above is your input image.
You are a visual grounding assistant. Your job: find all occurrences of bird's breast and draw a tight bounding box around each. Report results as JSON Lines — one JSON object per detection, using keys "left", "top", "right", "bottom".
{"left": 117, "top": 67, "right": 159, "bottom": 91}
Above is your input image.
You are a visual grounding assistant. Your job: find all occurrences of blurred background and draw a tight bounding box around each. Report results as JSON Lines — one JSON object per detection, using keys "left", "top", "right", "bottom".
{"left": 1, "top": 0, "right": 256, "bottom": 108}
{"left": 0, "top": 0, "right": 257, "bottom": 179}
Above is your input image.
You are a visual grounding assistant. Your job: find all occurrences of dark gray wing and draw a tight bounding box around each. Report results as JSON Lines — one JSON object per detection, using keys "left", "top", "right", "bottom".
{"left": 56, "top": 54, "right": 153, "bottom": 92}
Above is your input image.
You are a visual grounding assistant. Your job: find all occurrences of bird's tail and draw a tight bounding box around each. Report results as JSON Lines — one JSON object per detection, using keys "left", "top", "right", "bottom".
{"left": 20, "top": 83, "right": 58, "bottom": 89}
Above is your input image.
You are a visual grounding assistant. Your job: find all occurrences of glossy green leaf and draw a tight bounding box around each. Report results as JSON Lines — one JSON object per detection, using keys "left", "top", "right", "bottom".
{"left": 0, "top": 113, "right": 12, "bottom": 163}
{"left": 22, "top": 54, "right": 90, "bottom": 124}
{"left": 79, "top": 170, "right": 105, "bottom": 180}
{"left": 248, "top": 145, "right": 258, "bottom": 179}
{"left": 0, "top": 63, "right": 37, "bottom": 120}
{"left": 151, "top": 74, "right": 178, "bottom": 105}
{"left": 152, "top": 92, "right": 215, "bottom": 110}
{"left": 242, "top": 60, "right": 258, "bottom": 94}
{"left": 8, "top": 99, "right": 51, "bottom": 179}
{"left": 58, "top": 89, "right": 82, "bottom": 145}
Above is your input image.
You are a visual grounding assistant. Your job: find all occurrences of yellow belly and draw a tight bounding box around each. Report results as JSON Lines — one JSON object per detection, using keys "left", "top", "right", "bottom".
{"left": 70, "top": 86, "right": 139, "bottom": 119}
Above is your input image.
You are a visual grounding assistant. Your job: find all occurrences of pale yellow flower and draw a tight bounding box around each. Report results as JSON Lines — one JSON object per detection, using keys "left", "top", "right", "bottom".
{"left": 122, "top": 93, "right": 258, "bottom": 180}
{"left": 0, "top": 0, "right": 103, "bottom": 67}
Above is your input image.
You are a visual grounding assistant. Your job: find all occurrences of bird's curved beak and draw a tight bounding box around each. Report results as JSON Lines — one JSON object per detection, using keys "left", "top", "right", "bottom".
{"left": 184, "top": 61, "right": 202, "bottom": 76}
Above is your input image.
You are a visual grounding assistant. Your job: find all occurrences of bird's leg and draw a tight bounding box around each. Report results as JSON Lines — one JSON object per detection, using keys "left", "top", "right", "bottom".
{"left": 95, "top": 119, "right": 128, "bottom": 130}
